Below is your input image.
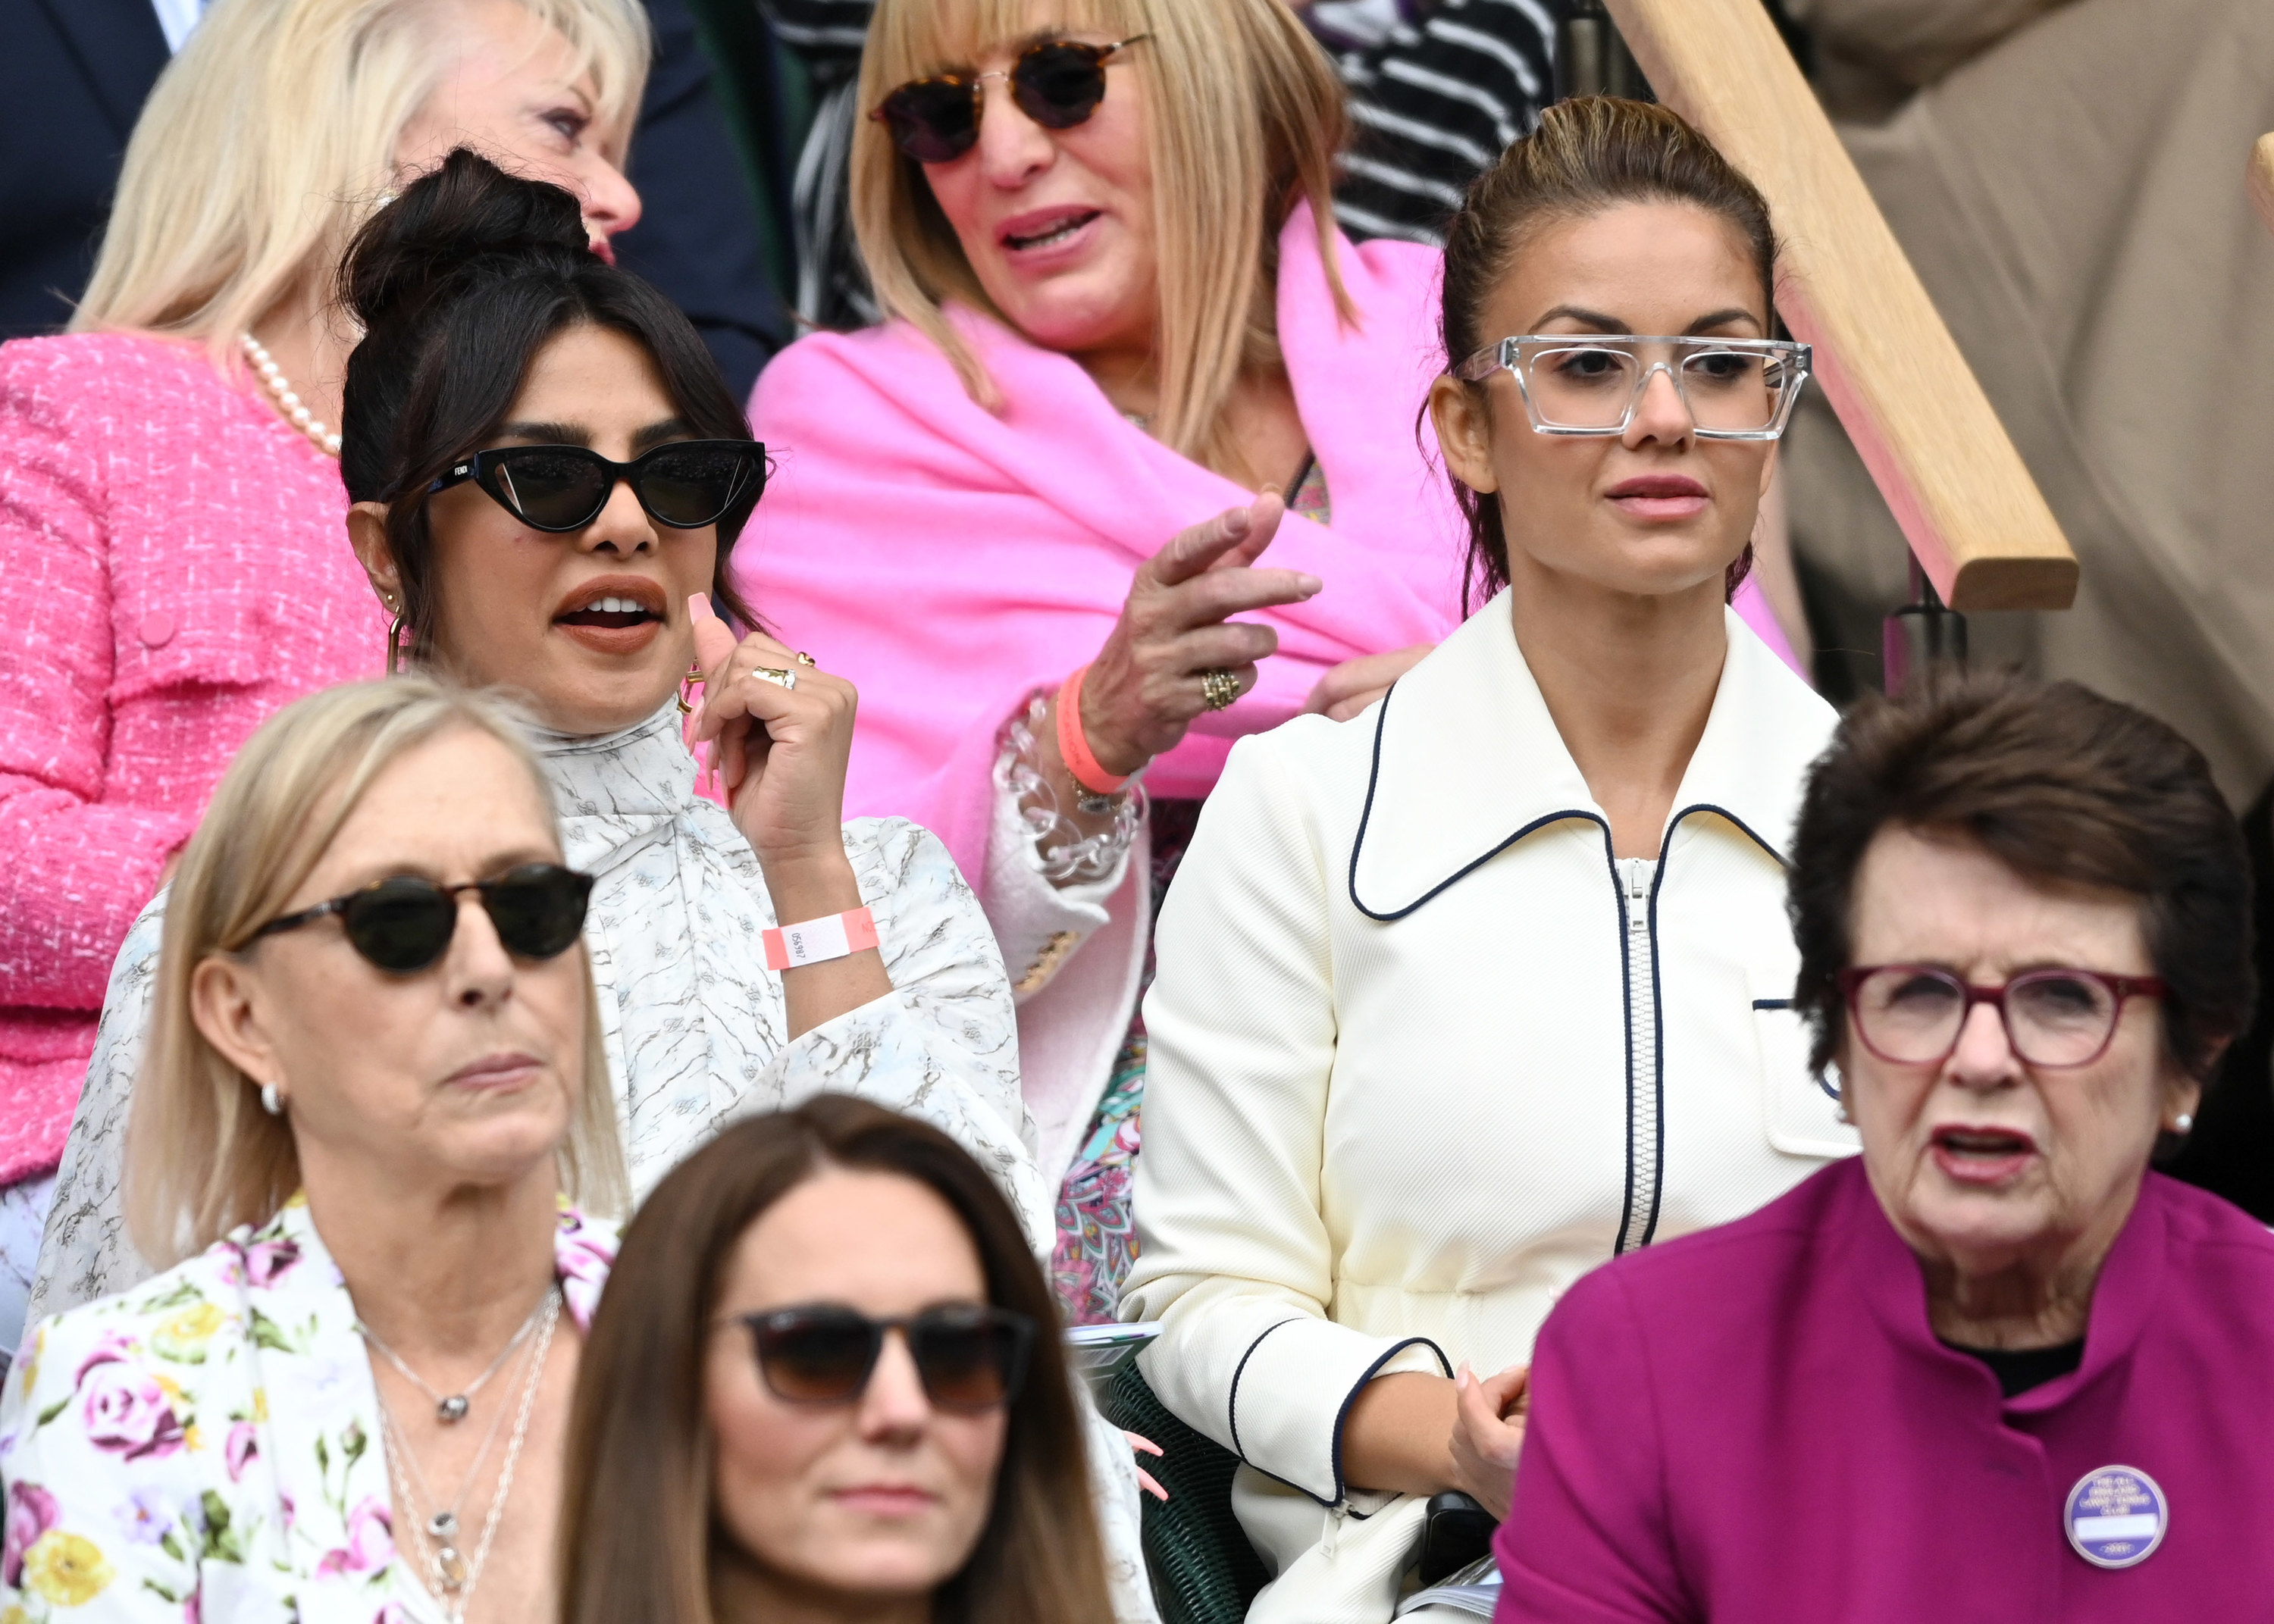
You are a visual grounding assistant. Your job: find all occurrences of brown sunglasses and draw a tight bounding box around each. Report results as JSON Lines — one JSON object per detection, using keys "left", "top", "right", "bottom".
{"left": 870, "top": 36, "right": 1148, "bottom": 164}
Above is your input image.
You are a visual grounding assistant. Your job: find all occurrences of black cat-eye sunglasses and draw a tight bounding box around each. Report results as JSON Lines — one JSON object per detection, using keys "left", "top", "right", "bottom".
{"left": 430, "top": 440, "right": 768, "bottom": 534}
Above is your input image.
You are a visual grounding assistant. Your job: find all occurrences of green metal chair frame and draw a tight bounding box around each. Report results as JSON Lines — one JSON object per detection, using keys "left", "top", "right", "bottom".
{"left": 1099, "top": 1360, "right": 1272, "bottom": 1624}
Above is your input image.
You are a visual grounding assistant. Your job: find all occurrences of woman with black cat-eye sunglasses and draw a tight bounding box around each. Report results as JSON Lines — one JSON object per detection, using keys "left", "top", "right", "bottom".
{"left": 42, "top": 152, "right": 1052, "bottom": 1411}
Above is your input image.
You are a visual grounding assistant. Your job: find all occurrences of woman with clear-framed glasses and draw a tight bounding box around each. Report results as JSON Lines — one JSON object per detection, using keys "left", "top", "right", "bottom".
{"left": 1122, "top": 99, "right": 1850, "bottom": 1621}
{"left": 1494, "top": 668, "right": 2272, "bottom": 1620}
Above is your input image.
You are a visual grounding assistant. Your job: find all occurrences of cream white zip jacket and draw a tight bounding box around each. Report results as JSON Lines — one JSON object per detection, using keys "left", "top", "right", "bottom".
{"left": 1120, "top": 591, "right": 1856, "bottom": 1621}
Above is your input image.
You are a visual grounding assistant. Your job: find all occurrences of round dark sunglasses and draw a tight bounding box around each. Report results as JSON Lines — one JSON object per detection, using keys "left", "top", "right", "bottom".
{"left": 249, "top": 863, "right": 594, "bottom": 973}
{"left": 734, "top": 1303, "right": 1035, "bottom": 1412}
{"left": 430, "top": 440, "right": 767, "bottom": 534}
{"left": 871, "top": 35, "right": 1149, "bottom": 164}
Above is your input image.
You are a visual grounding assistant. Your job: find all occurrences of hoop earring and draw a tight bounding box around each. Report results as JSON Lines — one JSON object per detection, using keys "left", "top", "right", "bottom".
{"left": 676, "top": 662, "right": 705, "bottom": 715}
{"left": 385, "top": 612, "right": 408, "bottom": 676}
{"left": 260, "top": 1082, "right": 284, "bottom": 1116}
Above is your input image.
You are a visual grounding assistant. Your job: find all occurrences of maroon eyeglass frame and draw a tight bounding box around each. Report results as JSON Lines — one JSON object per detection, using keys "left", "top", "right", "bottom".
{"left": 1835, "top": 963, "right": 2169, "bottom": 1069}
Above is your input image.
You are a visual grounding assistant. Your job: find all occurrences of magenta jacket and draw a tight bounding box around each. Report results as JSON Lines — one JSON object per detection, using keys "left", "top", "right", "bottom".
{"left": 0, "top": 333, "right": 382, "bottom": 1183}
{"left": 1495, "top": 1156, "right": 2274, "bottom": 1620}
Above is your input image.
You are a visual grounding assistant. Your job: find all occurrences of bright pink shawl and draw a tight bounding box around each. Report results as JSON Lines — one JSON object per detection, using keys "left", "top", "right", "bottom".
{"left": 741, "top": 205, "right": 1793, "bottom": 882}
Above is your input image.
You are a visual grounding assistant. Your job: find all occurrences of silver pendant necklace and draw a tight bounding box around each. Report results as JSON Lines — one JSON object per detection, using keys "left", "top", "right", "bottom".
{"left": 358, "top": 1287, "right": 550, "bottom": 1424}
{"left": 374, "top": 1288, "right": 561, "bottom": 1621}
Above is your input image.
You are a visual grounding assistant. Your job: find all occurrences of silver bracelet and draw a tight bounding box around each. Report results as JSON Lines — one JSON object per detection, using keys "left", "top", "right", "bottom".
{"left": 999, "top": 690, "right": 1145, "bottom": 886}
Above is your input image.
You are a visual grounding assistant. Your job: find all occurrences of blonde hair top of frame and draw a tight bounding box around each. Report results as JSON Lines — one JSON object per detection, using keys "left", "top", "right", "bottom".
{"left": 71, "top": 0, "right": 650, "bottom": 362}
{"left": 124, "top": 678, "right": 628, "bottom": 1267}
{"left": 850, "top": 0, "right": 1353, "bottom": 466}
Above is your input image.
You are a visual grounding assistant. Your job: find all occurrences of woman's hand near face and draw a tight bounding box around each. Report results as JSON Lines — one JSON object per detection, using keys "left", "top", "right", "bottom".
{"left": 1303, "top": 643, "right": 1438, "bottom": 723}
{"left": 690, "top": 597, "right": 892, "bottom": 1036}
{"left": 1073, "top": 493, "right": 1321, "bottom": 775}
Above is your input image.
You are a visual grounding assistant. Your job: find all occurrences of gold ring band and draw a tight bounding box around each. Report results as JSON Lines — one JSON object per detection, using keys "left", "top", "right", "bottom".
{"left": 794, "top": 650, "right": 817, "bottom": 667}
{"left": 751, "top": 666, "right": 797, "bottom": 691}
{"left": 1198, "top": 668, "right": 1240, "bottom": 712}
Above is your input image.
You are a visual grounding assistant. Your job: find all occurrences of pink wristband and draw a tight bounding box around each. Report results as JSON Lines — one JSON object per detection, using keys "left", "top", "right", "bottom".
{"left": 1056, "top": 665, "right": 1130, "bottom": 795}
{"left": 762, "top": 906, "right": 880, "bottom": 971}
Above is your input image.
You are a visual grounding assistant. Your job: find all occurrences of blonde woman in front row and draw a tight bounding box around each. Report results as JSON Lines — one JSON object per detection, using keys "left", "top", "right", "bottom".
{"left": 0, "top": 681, "right": 622, "bottom": 1624}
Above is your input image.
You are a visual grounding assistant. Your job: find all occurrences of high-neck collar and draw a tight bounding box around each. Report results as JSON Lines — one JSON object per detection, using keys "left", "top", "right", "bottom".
{"left": 528, "top": 701, "right": 704, "bottom": 874}
{"left": 1841, "top": 1157, "right": 2171, "bottom": 1411}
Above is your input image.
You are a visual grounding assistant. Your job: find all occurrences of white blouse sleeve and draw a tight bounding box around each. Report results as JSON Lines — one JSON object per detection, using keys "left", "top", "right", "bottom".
{"left": 27, "top": 896, "right": 166, "bottom": 1325}
{"left": 733, "top": 818, "right": 1055, "bottom": 1253}
{"left": 1118, "top": 733, "right": 1449, "bottom": 1507}
{"left": 980, "top": 752, "right": 1130, "bottom": 1003}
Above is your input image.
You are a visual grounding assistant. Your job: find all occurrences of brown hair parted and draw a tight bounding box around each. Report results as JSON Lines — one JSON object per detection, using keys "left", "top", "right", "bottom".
{"left": 1438, "top": 96, "right": 1781, "bottom": 608}
{"left": 1787, "top": 668, "right": 2254, "bottom": 1085}
{"left": 557, "top": 1094, "right": 1111, "bottom": 1624}
{"left": 339, "top": 149, "right": 762, "bottom": 662}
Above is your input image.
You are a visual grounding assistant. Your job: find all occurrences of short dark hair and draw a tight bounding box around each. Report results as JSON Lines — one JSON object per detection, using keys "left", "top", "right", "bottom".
{"left": 338, "top": 148, "right": 760, "bottom": 660}
{"left": 557, "top": 1094, "right": 1112, "bottom": 1624}
{"left": 1437, "top": 96, "right": 1778, "bottom": 612}
{"left": 1789, "top": 668, "right": 2253, "bottom": 1084}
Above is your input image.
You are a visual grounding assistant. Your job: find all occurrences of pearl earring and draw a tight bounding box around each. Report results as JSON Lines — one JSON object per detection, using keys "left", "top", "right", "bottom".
{"left": 2172, "top": 1113, "right": 2194, "bottom": 1134}
{"left": 260, "top": 1082, "right": 283, "bottom": 1117}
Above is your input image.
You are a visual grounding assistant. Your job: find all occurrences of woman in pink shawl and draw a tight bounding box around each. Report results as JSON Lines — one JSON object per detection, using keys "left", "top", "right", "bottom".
{"left": 738, "top": 0, "right": 1797, "bottom": 1319}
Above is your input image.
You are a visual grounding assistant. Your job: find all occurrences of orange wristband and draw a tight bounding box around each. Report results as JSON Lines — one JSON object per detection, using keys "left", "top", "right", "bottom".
{"left": 1056, "top": 665, "right": 1130, "bottom": 795}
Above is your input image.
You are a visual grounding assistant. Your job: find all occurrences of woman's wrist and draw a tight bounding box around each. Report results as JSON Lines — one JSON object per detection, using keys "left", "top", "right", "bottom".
{"left": 757, "top": 850, "right": 866, "bottom": 925}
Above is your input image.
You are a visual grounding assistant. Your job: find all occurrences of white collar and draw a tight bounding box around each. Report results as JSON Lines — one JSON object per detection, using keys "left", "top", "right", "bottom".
{"left": 1348, "top": 590, "right": 1837, "bottom": 918}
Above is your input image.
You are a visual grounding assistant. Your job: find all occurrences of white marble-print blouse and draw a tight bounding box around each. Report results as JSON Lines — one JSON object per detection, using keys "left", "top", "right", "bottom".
{"left": 0, "top": 1195, "right": 613, "bottom": 1624}
{"left": 30, "top": 702, "right": 1045, "bottom": 1318}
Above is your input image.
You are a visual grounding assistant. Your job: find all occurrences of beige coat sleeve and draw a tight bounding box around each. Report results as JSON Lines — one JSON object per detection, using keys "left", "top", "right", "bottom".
{"left": 1787, "top": 0, "right": 2075, "bottom": 89}
{"left": 1120, "top": 733, "right": 1447, "bottom": 1507}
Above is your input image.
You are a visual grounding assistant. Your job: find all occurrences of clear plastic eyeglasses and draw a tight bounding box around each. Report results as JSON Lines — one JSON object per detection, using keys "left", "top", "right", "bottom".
{"left": 1451, "top": 334, "right": 1813, "bottom": 440}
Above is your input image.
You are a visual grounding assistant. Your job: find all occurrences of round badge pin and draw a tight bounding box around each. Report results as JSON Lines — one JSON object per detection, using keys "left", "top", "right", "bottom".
{"left": 2064, "top": 1466, "right": 2167, "bottom": 1569}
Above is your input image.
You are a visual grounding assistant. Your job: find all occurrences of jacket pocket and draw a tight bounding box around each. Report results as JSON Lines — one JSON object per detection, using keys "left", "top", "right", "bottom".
{"left": 1750, "top": 991, "right": 1859, "bottom": 1159}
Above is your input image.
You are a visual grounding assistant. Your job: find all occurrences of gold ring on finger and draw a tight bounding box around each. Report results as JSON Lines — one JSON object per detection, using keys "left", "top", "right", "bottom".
{"left": 1198, "top": 668, "right": 1241, "bottom": 712}
{"left": 794, "top": 650, "right": 817, "bottom": 667}
{"left": 750, "top": 665, "right": 797, "bottom": 691}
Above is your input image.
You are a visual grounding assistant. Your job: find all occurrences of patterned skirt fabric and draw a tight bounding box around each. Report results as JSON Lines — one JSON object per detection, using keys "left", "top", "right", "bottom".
{"left": 1052, "top": 798, "right": 1202, "bottom": 1324}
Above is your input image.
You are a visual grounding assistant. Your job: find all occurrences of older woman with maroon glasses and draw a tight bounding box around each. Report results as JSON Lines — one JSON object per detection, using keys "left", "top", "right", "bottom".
{"left": 1493, "top": 668, "right": 2274, "bottom": 1622}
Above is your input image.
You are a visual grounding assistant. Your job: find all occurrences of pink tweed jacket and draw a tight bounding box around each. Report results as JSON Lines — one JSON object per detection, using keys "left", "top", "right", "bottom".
{"left": 0, "top": 333, "right": 383, "bottom": 1184}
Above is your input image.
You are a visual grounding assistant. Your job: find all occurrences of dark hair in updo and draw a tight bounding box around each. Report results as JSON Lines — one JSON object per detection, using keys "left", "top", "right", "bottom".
{"left": 1438, "top": 97, "right": 1780, "bottom": 612}
{"left": 1788, "top": 668, "right": 2253, "bottom": 1087}
{"left": 340, "top": 148, "right": 760, "bottom": 662}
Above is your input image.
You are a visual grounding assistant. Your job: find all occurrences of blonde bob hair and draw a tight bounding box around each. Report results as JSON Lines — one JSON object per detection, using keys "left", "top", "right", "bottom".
{"left": 124, "top": 679, "right": 627, "bottom": 1266}
{"left": 851, "top": 0, "right": 1351, "bottom": 465}
{"left": 72, "top": 0, "right": 649, "bottom": 359}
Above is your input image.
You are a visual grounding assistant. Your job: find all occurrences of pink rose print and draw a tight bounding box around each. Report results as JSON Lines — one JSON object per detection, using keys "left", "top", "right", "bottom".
{"left": 81, "top": 1360, "right": 186, "bottom": 1460}
{"left": 225, "top": 1422, "right": 260, "bottom": 1482}
{"left": 71, "top": 1330, "right": 137, "bottom": 1389}
{"left": 241, "top": 1239, "right": 300, "bottom": 1289}
{"left": 316, "top": 1496, "right": 393, "bottom": 1577}
{"left": 184, "top": 1595, "right": 201, "bottom": 1624}
{"left": 4, "top": 1481, "right": 58, "bottom": 1586}
{"left": 555, "top": 1212, "right": 615, "bottom": 1332}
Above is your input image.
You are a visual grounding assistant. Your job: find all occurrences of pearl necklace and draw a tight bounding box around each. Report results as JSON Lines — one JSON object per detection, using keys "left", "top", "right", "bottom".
{"left": 239, "top": 333, "right": 343, "bottom": 457}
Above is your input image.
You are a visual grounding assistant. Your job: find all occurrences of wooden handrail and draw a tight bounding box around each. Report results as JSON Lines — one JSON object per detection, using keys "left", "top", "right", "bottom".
{"left": 1602, "top": 0, "right": 2078, "bottom": 611}
{"left": 2251, "top": 133, "right": 2274, "bottom": 238}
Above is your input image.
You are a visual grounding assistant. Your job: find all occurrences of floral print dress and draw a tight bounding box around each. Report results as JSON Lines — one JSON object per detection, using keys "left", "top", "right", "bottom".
{"left": 0, "top": 1196, "right": 612, "bottom": 1624}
